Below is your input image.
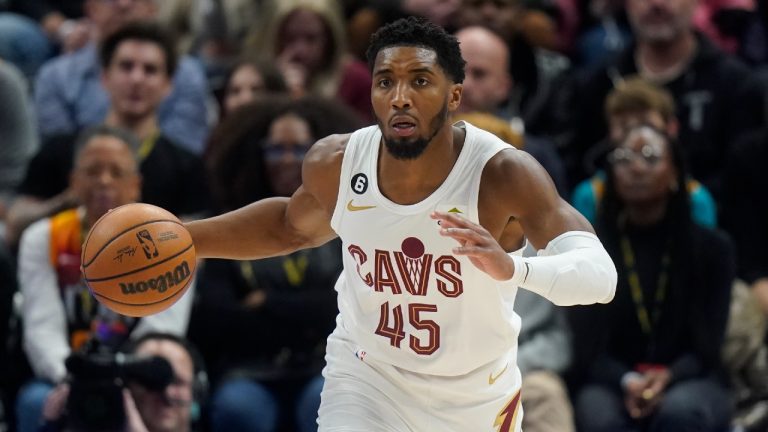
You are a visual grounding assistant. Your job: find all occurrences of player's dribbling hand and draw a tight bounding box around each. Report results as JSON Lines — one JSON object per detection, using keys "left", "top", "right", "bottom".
{"left": 431, "top": 211, "right": 515, "bottom": 281}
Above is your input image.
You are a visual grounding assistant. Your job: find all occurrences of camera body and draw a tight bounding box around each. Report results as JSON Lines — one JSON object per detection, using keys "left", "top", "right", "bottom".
{"left": 65, "top": 348, "right": 174, "bottom": 431}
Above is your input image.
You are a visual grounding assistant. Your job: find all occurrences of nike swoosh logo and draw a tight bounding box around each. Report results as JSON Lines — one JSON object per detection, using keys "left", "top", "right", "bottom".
{"left": 488, "top": 363, "right": 509, "bottom": 385}
{"left": 347, "top": 199, "right": 376, "bottom": 212}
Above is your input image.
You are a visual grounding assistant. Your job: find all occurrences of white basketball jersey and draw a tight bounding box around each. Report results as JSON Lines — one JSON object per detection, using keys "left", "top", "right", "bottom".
{"left": 330, "top": 121, "right": 524, "bottom": 376}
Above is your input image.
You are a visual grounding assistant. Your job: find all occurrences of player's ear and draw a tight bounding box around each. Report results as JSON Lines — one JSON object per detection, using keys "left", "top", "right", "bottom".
{"left": 448, "top": 83, "right": 462, "bottom": 111}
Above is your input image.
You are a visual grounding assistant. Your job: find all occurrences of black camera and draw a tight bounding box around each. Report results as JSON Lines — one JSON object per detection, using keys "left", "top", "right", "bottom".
{"left": 64, "top": 349, "right": 174, "bottom": 431}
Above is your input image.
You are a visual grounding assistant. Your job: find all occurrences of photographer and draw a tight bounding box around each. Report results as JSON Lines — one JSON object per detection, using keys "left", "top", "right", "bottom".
{"left": 41, "top": 332, "right": 202, "bottom": 432}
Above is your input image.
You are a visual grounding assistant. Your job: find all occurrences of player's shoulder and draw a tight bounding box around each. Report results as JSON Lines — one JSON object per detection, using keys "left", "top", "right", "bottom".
{"left": 478, "top": 141, "right": 561, "bottom": 217}
{"left": 304, "top": 133, "right": 352, "bottom": 173}
{"left": 307, "top": 133, "right": 351, "bottom": 159}
{"left": 483, "top": 145, "right": 545, "bottom": 188}
{"left": 302, "top": 132, "right": 356, "bottom": 195}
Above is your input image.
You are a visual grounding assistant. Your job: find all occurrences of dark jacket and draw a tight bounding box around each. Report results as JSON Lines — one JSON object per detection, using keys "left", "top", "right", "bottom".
{"left": 571, "top": 222, "right": 734, "bottom": 390}
{"left": 1, "top": 0, "right": 83, "bottom": 20}
{"left": 18, "top": 132, "right": 211, "bottom": 216}
{"left": 723, "top": 131, "right": 768, "bottom": 284}
{"left": 555, "top": 34, "right": 765, "bottom": 199}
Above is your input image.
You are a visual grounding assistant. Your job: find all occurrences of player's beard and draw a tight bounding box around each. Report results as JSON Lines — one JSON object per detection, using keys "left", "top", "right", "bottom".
{"left": 380, "top": 103, "right": 448, "bottom": 160}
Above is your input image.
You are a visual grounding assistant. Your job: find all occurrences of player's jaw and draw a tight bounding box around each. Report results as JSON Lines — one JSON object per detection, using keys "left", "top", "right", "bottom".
{"left": 378, "top": 104, "right": 448, "bottom": 160}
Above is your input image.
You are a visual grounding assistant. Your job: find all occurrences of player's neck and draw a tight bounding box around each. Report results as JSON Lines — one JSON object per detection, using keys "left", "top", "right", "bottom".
{"left": 378, "top": 126, "right": 464, "bottom": 205}
{"left": 105, "top": 111, "right": 160, "bottom": 142}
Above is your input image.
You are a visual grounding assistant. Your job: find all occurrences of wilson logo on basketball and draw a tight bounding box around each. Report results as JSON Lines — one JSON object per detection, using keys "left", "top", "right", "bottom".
{"left": 119, "top": 260, "right": 191, "bottom": 295}
{"left": 136, "top": 229, "right": 159, "bottom": 259}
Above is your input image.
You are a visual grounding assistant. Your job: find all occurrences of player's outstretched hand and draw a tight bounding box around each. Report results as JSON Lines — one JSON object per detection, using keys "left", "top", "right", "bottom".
{"left": 431, "top": 211, "right": 515, "bottom": 281}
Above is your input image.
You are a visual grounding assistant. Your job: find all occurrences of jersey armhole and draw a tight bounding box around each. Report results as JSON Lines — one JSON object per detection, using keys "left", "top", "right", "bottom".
{"left": 330, "top": 131, "right": 360, "bottom": 232}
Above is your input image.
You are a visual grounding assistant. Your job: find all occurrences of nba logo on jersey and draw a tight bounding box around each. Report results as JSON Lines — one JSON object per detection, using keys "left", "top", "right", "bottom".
{"left": 355, "top": 349, "right": 367, "bottom": 361}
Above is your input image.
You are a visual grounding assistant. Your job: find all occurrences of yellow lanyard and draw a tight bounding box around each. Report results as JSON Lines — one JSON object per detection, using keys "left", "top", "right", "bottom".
{"left": 138, "top": 131, "right": 159, "bottom": 161}
{"left": 620, "top": 235, "right": 670, "bottom": 336}
{"left": 238, "top": 254, "right": 309, "bottom": 288}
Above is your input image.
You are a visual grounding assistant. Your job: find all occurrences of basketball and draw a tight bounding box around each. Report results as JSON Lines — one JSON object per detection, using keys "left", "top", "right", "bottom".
{"left": 81, "top": 203, "right": 196, "bottom": 317}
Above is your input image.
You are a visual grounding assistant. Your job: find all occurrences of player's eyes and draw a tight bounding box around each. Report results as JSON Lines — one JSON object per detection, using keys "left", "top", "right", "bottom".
{"left": 415, "top": 77, "right": 429, "bottom": 86}
{"left": 377, "top": 79, "right": 392, "bottom": 88}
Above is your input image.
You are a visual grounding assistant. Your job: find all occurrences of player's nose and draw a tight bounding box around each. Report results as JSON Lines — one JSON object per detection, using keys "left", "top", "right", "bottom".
{"left": 391, "top": 82, "right": 412, "bottom": 109}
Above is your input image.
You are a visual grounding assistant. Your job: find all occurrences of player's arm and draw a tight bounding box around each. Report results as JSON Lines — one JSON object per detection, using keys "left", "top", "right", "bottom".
{"left": 186, "top": 135, "right": 344, "bottom": 260}
{"left": 433, "top": 149, "right": 616, "bottom": 306}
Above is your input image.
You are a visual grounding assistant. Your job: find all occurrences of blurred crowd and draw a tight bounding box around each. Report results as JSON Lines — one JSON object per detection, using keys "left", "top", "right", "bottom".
{"left": 1, "top": 0, "right": 768, "bottom": 431}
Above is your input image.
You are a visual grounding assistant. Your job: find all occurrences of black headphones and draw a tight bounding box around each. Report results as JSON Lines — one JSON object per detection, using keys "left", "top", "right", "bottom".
{"left": 121, "top": 332, "right": 209, "bottom": 419}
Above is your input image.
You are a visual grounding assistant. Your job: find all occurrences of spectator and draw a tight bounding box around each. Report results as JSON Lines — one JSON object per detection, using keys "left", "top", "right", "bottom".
{"left": 15, "top": 125, "right": 193, "bottom": 432}
{"left": 693, "top": 0, "right": 767, "bottom": 65}
{"left": 571, "top": 77, "right": 717, "bottom": 228}
{"left": 39, "top": 332, "right": 204, "bottom": 432}
{"left": 723, "top": 130, "right": 768, "bottom": 314}
{"left": 0, "top": 0, "right": 86, "bottom": 79}
{"left": 122, "top": 333, "right": 204, "bottom": 432}
{"left": 553, "top": 0, "right": 765, "bottom": 198}
{"left": 345, "top": 0, "right": 462, "bottom": 61}
{"left": 454, "top": 26, "right": 569, "bottom": 197}
{"left": 191, "top": 95, "right": 362, "bottom": 431}
{"left": 453, "top": 0, "right": 571, "bottom": 130}
{"left": 7, "top": 22, "right": 210, "bottom": 247}
{"left": 454, "top": 26, "right": 515, "bottom": 120}
{"left": 454, "top": 0, "right": 556, "bottom": 49}
{"left": 0, "top": 243, "right": 16, "bottom": 424}
{"left": 513, "top": 285, "right": 576, "bottom": 432}
{"left": 573, "top": 0, "right": 633, "bottom": 68}
{"left": 219, "top": 59, "right": 288, "bottom": 119}
{"left": 157, "top": 0, "right": 262, "bottom": 73}
{"left": 570, "top": 125, "right": 733, "bottom": 432}
{"left": 243, "top": 0, "right": 373, "bottom": 122}
{"left": 0, "top": 61, "right": 38, "bottom": 238}
{"left": 34, "top": 0, "right": 210, "bottom": 154}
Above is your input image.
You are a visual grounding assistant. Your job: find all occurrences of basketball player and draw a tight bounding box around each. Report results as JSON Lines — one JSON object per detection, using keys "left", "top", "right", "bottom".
{"left": 186, "top": 17, "right": 617, "bottom": 431}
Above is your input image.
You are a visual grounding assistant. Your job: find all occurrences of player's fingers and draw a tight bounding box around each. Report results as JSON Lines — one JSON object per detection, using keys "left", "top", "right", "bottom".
{"left": 439, "top": 226, "right": 488, "bottom": 244}
{"left": 451, "top": 244, "right": 493, "bottom": 255}
{"left": 431, "top": 211, "right": 482, "bottom": 230}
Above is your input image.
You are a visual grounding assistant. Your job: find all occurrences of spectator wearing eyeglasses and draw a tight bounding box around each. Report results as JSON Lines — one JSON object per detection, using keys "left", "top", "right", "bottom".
{"left": 571, "top": 77, "right": 717, "bottom": 228}
{"left": 568, "top": 124, "right": 734, "bottom": 432}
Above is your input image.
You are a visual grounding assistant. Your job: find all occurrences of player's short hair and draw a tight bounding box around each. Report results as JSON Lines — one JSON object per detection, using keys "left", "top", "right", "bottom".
{"left": 366, "top": 16, "right": 465, "bottom": 83}
{"left": 605, "top": 77, "right": 676, "bottom": 123}
{"left": 99, "top": 21, "right": 178, "bottom": 77}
